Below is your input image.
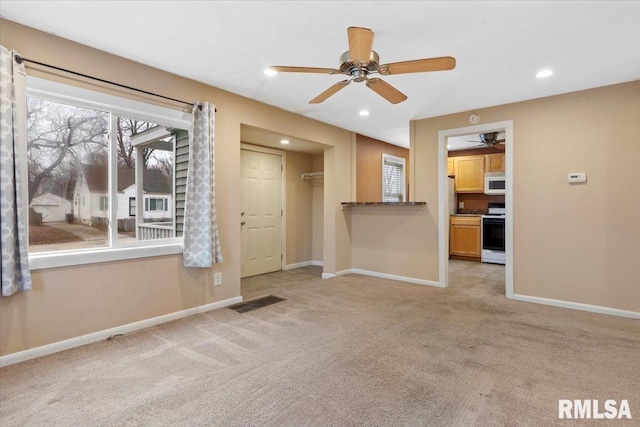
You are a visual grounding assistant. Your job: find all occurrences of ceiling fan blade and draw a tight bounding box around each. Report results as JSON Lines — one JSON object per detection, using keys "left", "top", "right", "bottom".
{"left": 270, "top": 66, "right": 340, "bottom": 74}
{"left": 348, "top": 27, "right": 374, "bottom": 63}
{"left": 378, "top": 56, "right": 456, "bottom": 75}
{"left": 309, "top": 80, "right": 351, "bottom": 104}
{"left": 365, "top": 78, "right": 407, "bottom": 104}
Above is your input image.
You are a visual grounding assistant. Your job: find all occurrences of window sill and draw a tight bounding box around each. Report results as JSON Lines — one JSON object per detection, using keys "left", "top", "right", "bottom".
{"left": 29, "top": 241, "right": 184, "bottom": 271}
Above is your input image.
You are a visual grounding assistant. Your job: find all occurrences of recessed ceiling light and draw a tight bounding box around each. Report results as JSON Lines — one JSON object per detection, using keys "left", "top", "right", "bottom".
{"left": 536, "top": 69, "right": 553, "bottom": 78}
{"left": 264, "top": 68, "right": 277, "bottom": 76}
{"left": 280, "top": 139, "right": 290, "bottom": 145}
{"left": 359, "top": 110, "right": 370, "bottom": 117}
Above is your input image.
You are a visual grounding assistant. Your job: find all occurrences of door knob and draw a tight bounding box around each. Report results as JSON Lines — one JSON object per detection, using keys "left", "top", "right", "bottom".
{"left": 241, "top": 220, "right": 246, "bottom": 226}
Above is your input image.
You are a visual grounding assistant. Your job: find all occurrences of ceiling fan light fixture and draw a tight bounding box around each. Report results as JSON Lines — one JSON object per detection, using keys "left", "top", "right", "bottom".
{"left": 263, "top": 68, "right": 278, "bottom": 76}
{"left": 536, "top": 69, "right": 553, "bottom": 78}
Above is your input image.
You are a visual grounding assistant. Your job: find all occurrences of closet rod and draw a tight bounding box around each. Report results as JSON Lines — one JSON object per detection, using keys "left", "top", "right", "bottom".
{"left": 14, "top": 55, "right": 215, "bottom": 111}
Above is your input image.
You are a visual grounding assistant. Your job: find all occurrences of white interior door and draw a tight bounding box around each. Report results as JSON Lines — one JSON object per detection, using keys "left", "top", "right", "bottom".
{"left": 241, "top": 149, "right": 283, "bottom": 278}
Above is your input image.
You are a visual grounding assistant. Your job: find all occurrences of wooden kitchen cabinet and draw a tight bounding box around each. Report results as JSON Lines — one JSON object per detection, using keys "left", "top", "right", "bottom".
{"left": 454, "top": 155, "right": 485, "bottom": 193}
{"left": 485, "top": 153, "right": 505, "bottom": 173}
{"left": 447, "top": 158, "right": 455, "bottom": 176}
{"left": 450, "top": 216, "right": 481, "bottom": 257}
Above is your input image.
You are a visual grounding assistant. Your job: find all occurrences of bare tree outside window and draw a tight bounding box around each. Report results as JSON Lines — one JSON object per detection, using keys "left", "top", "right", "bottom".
{"left": 26, "top": 97, "right": 110, "bottom": 252}
{"left": 116, "top": 118, "right": 155, "bottom": 169}
{"left": 27, "top": 98, "right": 109, "bottom": 204}
{"left": 26, "top": 95, "right": 182, "bottom": 252}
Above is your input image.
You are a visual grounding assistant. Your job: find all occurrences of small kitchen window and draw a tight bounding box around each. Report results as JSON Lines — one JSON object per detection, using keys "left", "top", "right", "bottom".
{"left": 382, "top": 153, "right": 406, "bottom": 202}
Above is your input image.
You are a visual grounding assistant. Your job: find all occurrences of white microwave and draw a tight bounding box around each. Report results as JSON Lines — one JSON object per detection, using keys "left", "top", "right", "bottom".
{"left": 485, "top": 173, "right": 506, "bottom": 195}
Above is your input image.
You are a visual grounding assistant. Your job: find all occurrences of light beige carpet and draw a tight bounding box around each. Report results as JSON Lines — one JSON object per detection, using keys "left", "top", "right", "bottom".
{"left": 1, "top": 272, "right": 638, "bottom": 426}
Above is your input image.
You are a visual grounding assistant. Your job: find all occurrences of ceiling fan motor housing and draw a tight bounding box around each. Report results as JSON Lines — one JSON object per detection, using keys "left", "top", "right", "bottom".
{"left": 480, "top": 132, "right": 499, "bottom": 145}
{"left": 340, "top": 50, "right": 380, "bottom": 81}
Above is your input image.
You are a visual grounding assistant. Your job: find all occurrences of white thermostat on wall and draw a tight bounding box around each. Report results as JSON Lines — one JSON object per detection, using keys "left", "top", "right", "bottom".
{"left": 568, "top": 172, "right": 587, "bottom": 184}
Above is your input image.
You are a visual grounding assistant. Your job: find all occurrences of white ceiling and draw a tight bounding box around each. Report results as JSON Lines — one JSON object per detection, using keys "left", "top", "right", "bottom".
{"left": 2, "top": 1, "right": 639, "bottom": 148}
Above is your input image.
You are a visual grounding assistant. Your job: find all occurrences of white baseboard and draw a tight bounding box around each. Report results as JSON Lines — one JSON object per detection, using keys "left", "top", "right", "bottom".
{"left": 284, "top": 260, "right": 324, "bottom": 270}
{"left": 336, "top": 269, "right": 352, "bottom": 276}
{"left": 512, "top": 294, "right": 640, "bottom": 319}
{"left": 284, "top": 261, "right": 313, "bottom": 270}
{"left": 321, "top": 273, "right": 335, "bottom": 279}
{"left": 351, "top": 268, "right": 443, "bottom": 287}
{"left": 0, "top": 295, "right": 243, "bottom": 368}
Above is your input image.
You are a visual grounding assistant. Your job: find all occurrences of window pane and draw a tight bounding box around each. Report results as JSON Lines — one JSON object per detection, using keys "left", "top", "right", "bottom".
{"left": 382, "top": 155, "right": 405, "bottom": 202}
{"left": 27, "top": 97, "right": 109, "bottom": 253}
{"left": 116, "top": 119, "right": 182, "bottom": 242}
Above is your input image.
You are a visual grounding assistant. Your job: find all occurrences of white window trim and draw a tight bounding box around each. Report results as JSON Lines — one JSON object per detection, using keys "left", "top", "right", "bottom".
{"left": 381, "top": 153, "right": 406, "bottom": 202}
{"left": 25, "top": 77, "right": 191, "bottom": 271}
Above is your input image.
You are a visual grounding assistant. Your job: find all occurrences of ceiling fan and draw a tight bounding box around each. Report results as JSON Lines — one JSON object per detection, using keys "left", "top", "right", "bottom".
{"left": 466, "top": 132, "right": 506, "bottom": 150}
{"left": 268, "top": 27, "right": 456, "bottom": 104}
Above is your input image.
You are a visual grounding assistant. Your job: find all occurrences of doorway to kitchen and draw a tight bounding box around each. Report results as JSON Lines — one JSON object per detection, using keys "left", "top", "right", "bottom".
{"left": 438, "top": 120, "right": 513, "bottom": 298}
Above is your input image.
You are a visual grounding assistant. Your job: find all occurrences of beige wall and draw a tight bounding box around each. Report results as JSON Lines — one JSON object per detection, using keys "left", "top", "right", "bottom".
{"left": 312, "top": 154, "right": 324, "bottom": 262}
{"left": 285, "top": 151, "right": 313, "bottom": 265}
{"left": 356, "top": 134, "right": 410, "bottom": 202}
{"left": 350, "top": 207, "right": 433, "bottom": 280}
{"left": 412, "top": 81, "right": 640, "bottom": 312}
{"left": 0, "top": 19, "right": 355, "bottom": 356}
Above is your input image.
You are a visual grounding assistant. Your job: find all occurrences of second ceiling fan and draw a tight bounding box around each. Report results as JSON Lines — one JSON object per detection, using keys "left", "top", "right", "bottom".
{"left": 268, "top": 26, "right": 456, "bottom": 104}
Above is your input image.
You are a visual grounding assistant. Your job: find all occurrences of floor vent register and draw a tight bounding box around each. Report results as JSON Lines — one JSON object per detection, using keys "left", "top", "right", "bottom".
{"left": 228, "top": 295, "right": 286, "bottom": 313}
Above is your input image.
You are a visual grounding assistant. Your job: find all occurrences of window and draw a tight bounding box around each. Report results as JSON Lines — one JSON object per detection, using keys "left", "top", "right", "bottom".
{"left": 146, "top": 198, "right": 168, "bottom": 212}
{"left": 382, "top": 154, "right": 406, "bottom": 202}
{"left": 25, "top": 77, "right": 191, "bottom": 269}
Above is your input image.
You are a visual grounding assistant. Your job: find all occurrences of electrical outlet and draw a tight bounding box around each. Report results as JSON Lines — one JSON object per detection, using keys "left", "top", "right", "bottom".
{"left": 214, "top": 272, "right": 222, "bottom": 286}
{"left": 458, "top": 201, "right": 464, "bottom": 209}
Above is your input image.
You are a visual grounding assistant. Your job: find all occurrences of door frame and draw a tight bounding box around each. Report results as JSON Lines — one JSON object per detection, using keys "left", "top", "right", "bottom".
{"left": 240, "top": 143, "right": 286, "bottom": 273}
{"left": 437, "top": 120, "right": 514, "bottom": 298}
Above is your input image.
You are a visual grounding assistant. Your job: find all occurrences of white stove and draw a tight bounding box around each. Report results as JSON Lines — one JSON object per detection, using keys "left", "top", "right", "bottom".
{"left": 481, "top": 203, "right": 506, "bottom": 264}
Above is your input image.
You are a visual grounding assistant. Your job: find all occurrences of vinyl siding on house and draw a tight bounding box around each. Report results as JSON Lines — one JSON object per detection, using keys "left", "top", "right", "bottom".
{"left": 174, "top": 130, "right": 189, "bottom": 237}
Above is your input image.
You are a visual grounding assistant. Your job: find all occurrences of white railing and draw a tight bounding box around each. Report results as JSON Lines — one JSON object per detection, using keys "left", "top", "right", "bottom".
{"left": 137, "top": 222, "right": 174, "bottom": 240}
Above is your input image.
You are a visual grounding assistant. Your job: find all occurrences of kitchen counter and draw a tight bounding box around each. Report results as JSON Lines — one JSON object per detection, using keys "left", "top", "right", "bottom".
{"left": 451, "top": 213, "right": 482, "bottom": 217}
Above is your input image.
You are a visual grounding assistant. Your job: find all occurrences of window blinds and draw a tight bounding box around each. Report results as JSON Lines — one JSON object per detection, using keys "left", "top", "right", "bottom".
{"left": 382, "top": 155, "right": 405, "bottom": 202}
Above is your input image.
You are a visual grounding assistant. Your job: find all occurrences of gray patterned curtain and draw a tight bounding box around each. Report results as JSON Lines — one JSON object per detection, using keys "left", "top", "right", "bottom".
{"left": 183, "top": 102, "right": 223, "bottom": 267}
{"left": 0, "top": 45, "right": 32, "bottom": 296}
